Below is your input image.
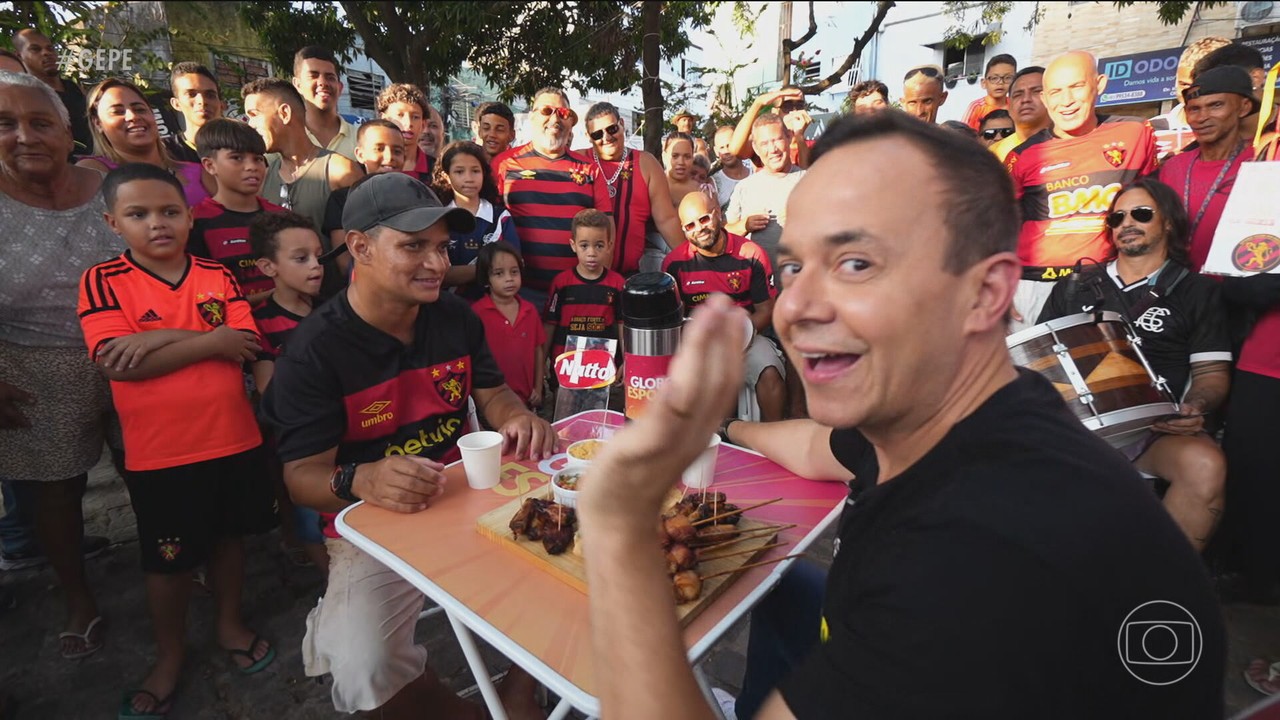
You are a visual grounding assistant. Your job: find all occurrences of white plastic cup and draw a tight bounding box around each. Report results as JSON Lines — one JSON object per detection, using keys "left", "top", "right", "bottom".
{"left": 681, "top": 434, "right": 722, "bottom": 489}
{"left": 457, "top": 431, "right": 504, "bottom": 490}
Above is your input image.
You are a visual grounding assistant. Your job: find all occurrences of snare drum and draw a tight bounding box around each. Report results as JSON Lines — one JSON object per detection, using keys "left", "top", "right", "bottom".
{"left": 1006, "top": 312, "right": 1179, "bottom": 446}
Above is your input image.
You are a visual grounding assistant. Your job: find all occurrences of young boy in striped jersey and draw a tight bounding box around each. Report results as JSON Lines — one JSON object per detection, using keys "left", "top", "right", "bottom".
{"left": 248, "top": 210, "right": 328, "bottom": 574}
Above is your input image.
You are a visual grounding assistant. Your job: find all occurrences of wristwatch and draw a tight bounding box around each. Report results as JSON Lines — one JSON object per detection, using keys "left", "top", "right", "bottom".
{"left": 329, "top": 462, "right": 359, "bottom": 502}
{"left": 719, "top": 418, "right": 740, "bottom": 444}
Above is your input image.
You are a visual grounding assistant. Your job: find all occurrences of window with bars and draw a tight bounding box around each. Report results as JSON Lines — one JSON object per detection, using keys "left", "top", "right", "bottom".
{"left": 348, "top": 69, "right": 386, "bottom": 111}
{"left": 943, "top": 37, "right": 987, "bottom": 82}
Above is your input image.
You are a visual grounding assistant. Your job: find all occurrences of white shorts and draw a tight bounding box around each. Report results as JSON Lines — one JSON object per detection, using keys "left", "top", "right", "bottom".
{"left": 744, "top": 333, "right": 785, "bottom": 387}
{"left": 1008, "top": 279, "right": 1059, "bottom": 335}
{"left": 303, "top": 538, "right": 428, "bottom": 713}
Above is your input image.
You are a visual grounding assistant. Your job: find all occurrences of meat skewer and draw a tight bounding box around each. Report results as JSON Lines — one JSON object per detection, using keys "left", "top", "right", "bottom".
{"left": 672, "top": 570, "right": 702, "bottom": 604}
{"left": 691, "top": 497, "right": 782, "bottom": 527}
{"left": 664, "top": 543, "right": 697, "bottom": 574}
{"left": 690, "top": 523, "right": 797, "bottom": 550}
{"left": 699, "top": 553, "right": 807, "bottom": 581}
{"left": 698, "top": 541, "right": 788, "bottom": 563}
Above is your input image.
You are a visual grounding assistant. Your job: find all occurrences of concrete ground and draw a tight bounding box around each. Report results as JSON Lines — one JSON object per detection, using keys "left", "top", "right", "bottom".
{"left": 1, "top": 451, "right": 1277, "bottom": 719}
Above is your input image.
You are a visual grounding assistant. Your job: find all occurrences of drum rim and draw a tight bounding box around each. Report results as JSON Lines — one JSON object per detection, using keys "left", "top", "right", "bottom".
{"left": 1006, "top": 310, "right": 1126, "bottom": 348}
{"left": 1081, "top": 401, "right": 1181, "bottom": 434}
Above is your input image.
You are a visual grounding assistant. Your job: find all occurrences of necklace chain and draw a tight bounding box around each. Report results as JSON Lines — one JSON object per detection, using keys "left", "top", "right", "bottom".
{"left": 592, "top": 149, "right": 628, "bottom": 197}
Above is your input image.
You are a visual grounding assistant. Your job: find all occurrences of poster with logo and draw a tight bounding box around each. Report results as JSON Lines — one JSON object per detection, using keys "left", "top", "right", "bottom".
{"left": 551, "top": 336, "right": 619, "bottom": 423}
{"left": 1202, "top": 162, "right": 1280, "bottom": 276}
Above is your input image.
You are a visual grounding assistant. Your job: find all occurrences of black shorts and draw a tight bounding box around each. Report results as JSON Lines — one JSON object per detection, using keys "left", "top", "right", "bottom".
{"left": 123, "top": 444, "right": 278, "bottom": 574}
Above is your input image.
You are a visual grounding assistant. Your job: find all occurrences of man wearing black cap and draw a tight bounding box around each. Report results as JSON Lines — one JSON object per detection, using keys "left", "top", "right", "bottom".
{"left": 262, "top": 172, "right": 553, "bottom": 719}
{"left": 1158, "top": 65, "right": 1258, "bottom": 272}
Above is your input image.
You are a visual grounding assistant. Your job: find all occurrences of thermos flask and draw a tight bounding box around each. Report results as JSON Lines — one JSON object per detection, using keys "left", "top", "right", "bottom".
{"left": 621, "top": 272, "right": 684, "bottom": 420}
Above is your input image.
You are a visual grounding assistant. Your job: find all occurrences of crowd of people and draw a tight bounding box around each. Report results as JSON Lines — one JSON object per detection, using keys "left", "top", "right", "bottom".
{"left": 0, "top": 21, "right": 1278, "bottom": 720}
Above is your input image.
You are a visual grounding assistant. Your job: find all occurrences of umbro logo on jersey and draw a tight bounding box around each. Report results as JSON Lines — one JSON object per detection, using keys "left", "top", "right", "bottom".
{"left": 138, "top": 309, "right": 163, "bottom": 323}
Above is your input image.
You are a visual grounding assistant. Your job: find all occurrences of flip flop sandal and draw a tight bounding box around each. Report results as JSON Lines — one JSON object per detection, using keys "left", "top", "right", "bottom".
{"left": 1244, "top": 658, "right": 1280, "bottom": 696}
{"left": 118, "top": 688, "right": 173, "bottom": 719}
{"left": 225, "top": 634, "right": 276, "bottom": 675}
{"left": 59, "top": 615, "right": 104, "bottom": 660}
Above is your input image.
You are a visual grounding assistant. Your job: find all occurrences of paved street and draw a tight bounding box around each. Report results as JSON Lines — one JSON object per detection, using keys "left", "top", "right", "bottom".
{"left": 0, "top": 450, "right": 1276, "bottom": 719}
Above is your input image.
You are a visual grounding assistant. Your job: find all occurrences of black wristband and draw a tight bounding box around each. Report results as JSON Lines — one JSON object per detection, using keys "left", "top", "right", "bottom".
{"left": 330, "top": 462, "right": 359, "bottom": 502}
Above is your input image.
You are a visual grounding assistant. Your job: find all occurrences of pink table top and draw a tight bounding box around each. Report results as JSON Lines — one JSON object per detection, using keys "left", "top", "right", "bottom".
{"left": 338, "top": 410, "right": 848, "bottom": 707}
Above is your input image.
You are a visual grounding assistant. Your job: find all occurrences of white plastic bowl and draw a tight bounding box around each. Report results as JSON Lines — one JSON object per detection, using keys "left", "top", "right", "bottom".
{"left": 565, "top": 439, "right": 607, "bottom": 467}
{"left": 550, "top": 468, "right": 585, "bottom": 509}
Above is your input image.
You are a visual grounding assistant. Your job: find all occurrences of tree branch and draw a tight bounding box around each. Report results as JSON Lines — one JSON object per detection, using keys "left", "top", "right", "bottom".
{"left": 799, "top": 0, "right": 893, "bottom": 94}
{"left": 339, "top": 2, "right": 402, "bottom": 83}
{"left": 791, "top": 1, "right": 818, "bottom": 50}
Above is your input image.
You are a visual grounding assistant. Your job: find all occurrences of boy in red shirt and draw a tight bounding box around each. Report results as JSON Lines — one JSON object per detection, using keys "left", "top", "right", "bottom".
{"left": 189, "top": 118, "right": 286, "bottom": 305}
{"left": 77, "top": 164, "right": 277, "bottom": 718}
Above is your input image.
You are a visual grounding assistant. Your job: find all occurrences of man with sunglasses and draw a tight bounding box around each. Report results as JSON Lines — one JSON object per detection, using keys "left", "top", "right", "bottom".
{"left": 979, "top": 110, "right": 1015, "bottom": 148}
{"left": 1006, "top": 51, "right": 1158, "bottom": 332}
{"left": 496, "top": 87, "right": 611, "bottom": 305}
{"left": 902, "top": 65, "right": 948, "bottom": 124}
{"left": 662, "top": 192, "right": 785, "bottom": 421}
{"left": 961, "top": 54, "right": 1018, "bottom": 131}
{"left": 1038, "top": 177, "right": 1231, "bottom": 554}
{"left": 583, "top": 102, "right": 685, "bottom": 278}
{"left": 990, "top": 66, "right": 1049, "bottom": 163}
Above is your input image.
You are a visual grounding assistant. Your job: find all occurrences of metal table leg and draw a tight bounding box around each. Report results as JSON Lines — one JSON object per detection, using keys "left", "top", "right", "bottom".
{"left": 447, "top": 609, "right": 508, "bottom": 720}
{"left": 693, "top": 664, "right": 729, "bottom": 720}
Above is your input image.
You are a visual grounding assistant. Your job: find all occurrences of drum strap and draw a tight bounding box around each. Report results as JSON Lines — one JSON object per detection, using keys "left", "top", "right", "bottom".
{"left": 1125, "top": 261, "right": 1189, "bottom": 321}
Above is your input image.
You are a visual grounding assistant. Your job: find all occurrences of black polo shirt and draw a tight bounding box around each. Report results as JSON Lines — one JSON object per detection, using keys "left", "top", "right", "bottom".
{"left": 1038, "top": 261, "right": 1232, "bottom": 397}
{"left": 262, "top": 289, "right": 504, "bottom": 466}
{"left": 779, "top": 370, "right": 1225, "bottom": 718}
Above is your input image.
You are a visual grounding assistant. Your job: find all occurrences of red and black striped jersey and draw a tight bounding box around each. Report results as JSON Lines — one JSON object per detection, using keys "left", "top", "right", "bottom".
{"left": 1006, "top": 117, "right": 1158, "bottom": 272}
{"left": 497, "top": 147, "right": 611, "bottom": 291}
{"left": 543, "top": 267, "right": 625, "bottom": 359}
{"left": 188, "top": 197, "right": 286, "bottom": 296}
{"left": 251, "top": 294, "right": 306, "bottom": 360}
{"left": 662, "top": 233, "right": 776, "bottom": 312}
{"left": 260, "top": 290, "right": 505, "bottom": 538}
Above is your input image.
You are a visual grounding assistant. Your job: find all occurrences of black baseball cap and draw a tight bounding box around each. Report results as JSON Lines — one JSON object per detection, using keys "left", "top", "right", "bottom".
{"left": 1183, "top": 65, "right": 1259, "bottom": 114}
{"left": 341, "top": 172, "right": 475, "bottom": 235}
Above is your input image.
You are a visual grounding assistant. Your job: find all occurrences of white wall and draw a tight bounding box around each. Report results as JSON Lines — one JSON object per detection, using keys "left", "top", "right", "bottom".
{"left": 868, "top": 1, "right": 1037, "bottom": 123}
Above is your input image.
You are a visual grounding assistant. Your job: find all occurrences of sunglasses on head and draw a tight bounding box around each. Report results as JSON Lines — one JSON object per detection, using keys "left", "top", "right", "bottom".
{"left": 1106, "top": 206, "right": 1155, "bottom": 228}
{"left": 589, "top": 123, "right": 620, "bottom": 141}
{"left": 534, "top": 106, "right": 574, "bottom": 120}
{"left": 981, "top": 127, "right": 1016, "bottom": 140}
{"left": 682, "top": 213, "right": 714, "bottom": 232}
{"left": 905, "top": 66, "right": 942, "bottom": 81}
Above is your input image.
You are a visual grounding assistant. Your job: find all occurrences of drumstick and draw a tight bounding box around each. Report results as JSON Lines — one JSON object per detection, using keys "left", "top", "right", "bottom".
{"left": 699, "top": 553, "right": 807, "bottom": 581}
{"left": 698, "top": 541, "right": 788, "bottom": 563}
{"left": 692, "top": 497, "right": 782, "bottom": 527}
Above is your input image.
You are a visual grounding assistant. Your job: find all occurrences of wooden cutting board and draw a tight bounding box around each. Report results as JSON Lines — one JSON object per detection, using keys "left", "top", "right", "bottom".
{"left": 475, "top": 489, "right": 780, "bottom": 627}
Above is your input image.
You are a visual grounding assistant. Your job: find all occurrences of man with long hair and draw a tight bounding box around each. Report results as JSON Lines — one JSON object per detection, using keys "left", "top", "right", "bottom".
{"left": 1038, "top": 177, "right": 1232, "bottom": 553}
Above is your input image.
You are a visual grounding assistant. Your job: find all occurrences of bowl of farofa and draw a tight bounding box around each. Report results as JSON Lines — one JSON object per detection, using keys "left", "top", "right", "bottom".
{"left": 565, "top": 439, "right": 606, "bottom": 467}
